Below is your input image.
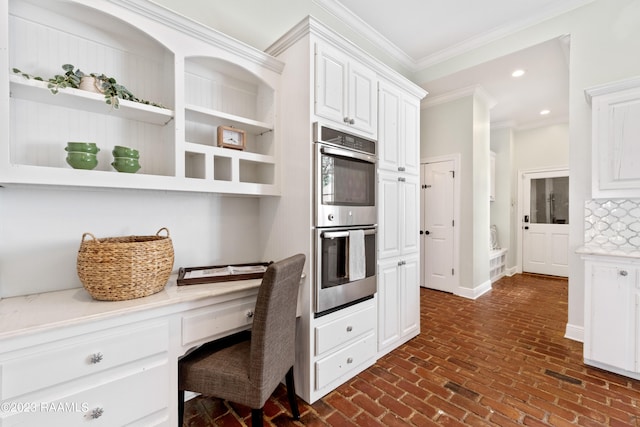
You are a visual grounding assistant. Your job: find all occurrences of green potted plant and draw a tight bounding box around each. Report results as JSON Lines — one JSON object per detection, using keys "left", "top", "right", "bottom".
{"left": 12, "top": 64, "right": 164, "bottom": 109}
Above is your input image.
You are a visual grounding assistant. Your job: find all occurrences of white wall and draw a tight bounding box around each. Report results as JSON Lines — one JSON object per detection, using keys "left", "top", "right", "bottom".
{"left": 421, "top": 89, "right": 493, "bottom": 296}
{"left": 0, "top": 186, "right": 263, "bottom": 297}
{"left": 490, "top": 128, "right": 514, "bottom": 268}
{"left": 421, "top": 96, "right": 474, "bottom": 289}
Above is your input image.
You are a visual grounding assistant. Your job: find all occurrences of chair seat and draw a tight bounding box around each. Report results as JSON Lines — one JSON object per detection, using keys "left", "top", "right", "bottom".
{"left": 180, "top": 340, "right": 266, "bottom": 408}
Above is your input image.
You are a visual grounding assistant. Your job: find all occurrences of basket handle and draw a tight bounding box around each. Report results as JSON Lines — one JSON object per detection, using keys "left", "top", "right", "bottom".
{"left": 156, "top": 227, "right": 170, "bottom": 237}
{"left": 81, "top": 232, "right": 98, "bottom": 242}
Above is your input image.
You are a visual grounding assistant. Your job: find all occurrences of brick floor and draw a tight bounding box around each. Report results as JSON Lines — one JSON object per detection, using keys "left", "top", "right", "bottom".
{"left": 183, "top": 274, "right": 640, "bottom": 426}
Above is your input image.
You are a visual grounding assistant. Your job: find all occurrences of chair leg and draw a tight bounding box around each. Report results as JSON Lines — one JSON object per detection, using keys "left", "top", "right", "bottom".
{"left": 285, "top": 366, "right": 300, "bottom": 420}
{"left": 178, "top": 389, "right": 185, "bottom": 427}
{"left": 251, "top": 408, "right": 263, "bottom": 427}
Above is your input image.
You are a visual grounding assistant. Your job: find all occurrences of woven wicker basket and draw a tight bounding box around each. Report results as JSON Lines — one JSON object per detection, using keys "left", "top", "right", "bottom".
{"left": 77, "top": 227, "right": 174, "bottom": 301}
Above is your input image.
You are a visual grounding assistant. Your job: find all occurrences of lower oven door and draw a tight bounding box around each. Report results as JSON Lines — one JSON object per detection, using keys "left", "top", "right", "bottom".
{"left": 315, "top": 226, "right": 377, "bottom": 316}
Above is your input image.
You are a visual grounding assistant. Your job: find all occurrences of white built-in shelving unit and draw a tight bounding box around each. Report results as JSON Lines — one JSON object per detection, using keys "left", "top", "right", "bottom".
{"left": 1, "top": 0, "right": 283, "bottom": 196}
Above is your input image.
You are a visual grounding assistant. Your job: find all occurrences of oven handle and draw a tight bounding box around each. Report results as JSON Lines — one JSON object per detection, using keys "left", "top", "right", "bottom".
{"left": 322, "top": 229, "right": 376, "bottom": 239}
{"left": 320, "top": 145, "right": 376, "bottom": 164}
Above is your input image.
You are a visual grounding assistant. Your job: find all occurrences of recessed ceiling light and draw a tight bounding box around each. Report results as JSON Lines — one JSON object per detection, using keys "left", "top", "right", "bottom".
{"left": 540, "top": 109, "right": 551, "bottom": 115}
{"left": 512, "top": 69, "right": 525, "bottom": 77}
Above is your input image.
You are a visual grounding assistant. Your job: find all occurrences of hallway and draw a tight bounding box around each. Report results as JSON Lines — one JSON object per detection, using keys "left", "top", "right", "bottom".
{"left": 183, "top": 274, "right": 640, "bottom": 426}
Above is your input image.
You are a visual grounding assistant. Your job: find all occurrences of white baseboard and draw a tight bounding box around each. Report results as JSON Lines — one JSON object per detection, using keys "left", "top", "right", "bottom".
{"left": 564, "top": 323, "right": 584, "bottom": 342}
{"left": 456, "top": 279, "right": 492, "bottom": 300}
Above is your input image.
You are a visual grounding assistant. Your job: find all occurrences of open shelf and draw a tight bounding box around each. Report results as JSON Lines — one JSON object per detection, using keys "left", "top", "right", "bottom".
{"left": 10, "top": 76, "right": 174, "bottom": 126}
{"left": 184, "top": 104, "right": 272, "bottom": 135}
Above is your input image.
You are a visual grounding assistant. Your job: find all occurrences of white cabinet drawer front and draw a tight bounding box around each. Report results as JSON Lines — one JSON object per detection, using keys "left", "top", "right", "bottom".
{"left": 315, "top": 333, "right": 375, "bottom": 390}
{"left": 1, "top": 322, "right": 168, "bottom": 399}
{"left": 0, "top": 361, "right": 169, "bottom": 427}
{"left": 182, "top": 299, "right": 256, "bottom": 347}
{"left": 315, "top": 305, "right": 375, "bottom": 356}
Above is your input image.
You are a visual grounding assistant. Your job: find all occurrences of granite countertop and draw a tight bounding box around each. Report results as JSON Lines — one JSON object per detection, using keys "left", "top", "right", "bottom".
{"left": 0, "top": 275, "right": 262, "bottom": 340}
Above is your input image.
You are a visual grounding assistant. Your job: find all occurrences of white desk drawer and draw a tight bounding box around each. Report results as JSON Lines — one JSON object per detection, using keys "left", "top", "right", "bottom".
{"left": 0, "top": 360, "right": 169, "bottom": 426}
{"left": 181, "top": 298, "right": 256, "bottom": 348}
{"left": 1, "top": 322, "right": 167, "bottom": 399}
{"left": 315, "top": 332, "right": 375, "bottom": 390}
{"left": 315, "top": 305, "right": 375, "bottom": 356}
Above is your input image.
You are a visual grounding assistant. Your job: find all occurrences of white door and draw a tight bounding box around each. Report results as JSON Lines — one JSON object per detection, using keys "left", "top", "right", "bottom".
{"left": 421, "top": 161, "right": 455, "bottom": 292}
{"left": 522, "top": 170, "right": 569, "bottom": 277}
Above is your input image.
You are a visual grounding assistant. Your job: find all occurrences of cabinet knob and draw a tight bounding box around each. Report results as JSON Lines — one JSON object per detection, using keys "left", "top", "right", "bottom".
{"left": 343, "top": 117, "right": 355, "bottom": 125}
{"left": 90, "top": 408, "right": 104, "bottom": 419}
{"left": 89, "top": 352, "right": 103, "bottom": 364}
{"left": 398, "top": 166, "right": 405, "bottom": 172}
{"left": 346, "top": 325, "right": 353, "bottom": 332}
{"left": 619, "top": 270, "right": 628, "bottom": 277}
{"left": 347, "top": 357, "right": 353, "bottom": 364}
{"left": 246, "top": 310, "right": 254, "bottom": 318}
{"left": 398, "top": 177, "right": 406, "bottom": 182}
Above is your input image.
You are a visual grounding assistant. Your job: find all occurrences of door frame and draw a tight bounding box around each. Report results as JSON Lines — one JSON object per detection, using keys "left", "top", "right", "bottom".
{"left": 517, "top": 166, "right": 569, "bottom": 274}
{"left": 421, "top": 153, "right": 460, "bottom": 292}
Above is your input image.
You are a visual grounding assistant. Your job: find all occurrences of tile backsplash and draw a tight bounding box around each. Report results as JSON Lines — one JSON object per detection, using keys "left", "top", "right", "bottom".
{"left": 585, "top": 199, "right": 640, "bottom": 250}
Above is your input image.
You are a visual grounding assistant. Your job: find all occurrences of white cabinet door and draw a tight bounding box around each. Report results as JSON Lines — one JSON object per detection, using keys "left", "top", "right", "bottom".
{"left": 348, "top": 61, "right": 377, "bottom": 136}
{"left": 587, "top": 77, "right": 640, "bottom": 198}
{"left": 584, "top": 262, "right": 636, "bottom": 371}
{"left": 378, "top": 83, "right": 401, "bottom": 171}
{"left": 401, "top": 96, "right": 420, "bottom": 176}
{"left": 377, "top": 82, "right": 420, "bottom": 175}
{"left": 378, "top": 171, "right": 419, "bottom": 258}
{"left": 401, "top": 174, "right": 420, "bottom": 255}
{"left": 378, "top": 171, "right": 401, "bottom": 260}
{"left": 377, "top": 254, "right": 420, "bottom": 353}
{"left": 315, "top": 42, "right": 377, "bottom": 137}
{"left": 315, "top": 43, "right": 348, "bottom": 126}
{"left": 377, "top": 258, "right": 401, "bottom": 350}
{"left": 400, "top": 254, "right": 420, "bottom": 337}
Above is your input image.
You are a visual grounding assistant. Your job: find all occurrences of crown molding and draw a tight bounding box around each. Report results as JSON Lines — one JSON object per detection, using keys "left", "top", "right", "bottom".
{"left": 314, "top": 0, "right": 595, "bottom": 73}
{"left": 421, "top": 85, "right": 494, "bottom": 110}
{"left": 414, "top": 0, "right": 594, "bottom": 69}
{"left": 312, "top": 0, "right": 416, "bottom": 70}
{"left": 109, "top": 0, "right": 285, "bottom": 74}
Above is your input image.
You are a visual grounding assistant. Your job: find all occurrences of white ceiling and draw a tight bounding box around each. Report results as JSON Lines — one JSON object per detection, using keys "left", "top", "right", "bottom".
{"left": 320, "top": 0, "right": 593, "bottom": 129}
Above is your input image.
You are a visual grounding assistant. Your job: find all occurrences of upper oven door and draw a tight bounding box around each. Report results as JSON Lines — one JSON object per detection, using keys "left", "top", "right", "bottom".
{"left": 315, "top": 143, "right": 377, "bottom": 227}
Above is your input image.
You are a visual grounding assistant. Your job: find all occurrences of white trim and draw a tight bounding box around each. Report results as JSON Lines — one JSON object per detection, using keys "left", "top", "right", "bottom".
{"left": 421, "top": 85, "right": 491, "bottom": 110}
{"left": 311, "top": 0, "right": 415, "bottom": 70}
{"left": 456, "top": 280, "right": 492, "bottom": 300}
{"left": 564, "top": 324, "right": 584, "bottom": 342}
{"left": 517, "top": 166, "right": 570, "bottom": 274}
{"left": 421, "top": 153, "right": 461, "bottom": 293}
{"left": 312, "top": 0, "right": 595, "bottom": 72}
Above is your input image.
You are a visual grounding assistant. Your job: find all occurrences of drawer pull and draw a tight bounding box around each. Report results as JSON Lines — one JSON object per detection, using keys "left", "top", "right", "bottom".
{"left": 619, "top": 270, "right": 628, "bottom": 276}
{"left": 89, "top": 353, "right": 103, "bottom": 364}
{"left": 246, "top": 310, "right": 254, "bottom": 318}
{"left": 346, "top": 326, "right": 353, "bottom": 332}
{"left": 347, "top": 357, "right": 353, "bottom": 364}
{"left": 90, "top": 407, "right": 104, "bottom": 419}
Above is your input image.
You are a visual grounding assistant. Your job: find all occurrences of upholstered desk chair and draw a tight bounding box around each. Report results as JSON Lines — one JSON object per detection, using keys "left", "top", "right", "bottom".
{"left": 178, "top": 254, "right": 306, "bottom": 427}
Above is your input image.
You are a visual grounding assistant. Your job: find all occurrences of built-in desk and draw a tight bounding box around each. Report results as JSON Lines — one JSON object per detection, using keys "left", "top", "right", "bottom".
{"left": 0, "top": 276, "right": 270, "bottom": 426}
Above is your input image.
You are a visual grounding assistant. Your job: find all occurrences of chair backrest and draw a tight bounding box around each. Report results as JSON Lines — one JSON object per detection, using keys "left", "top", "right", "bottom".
{"left": 249, "top": 254, "right": 305, "bottom": 392}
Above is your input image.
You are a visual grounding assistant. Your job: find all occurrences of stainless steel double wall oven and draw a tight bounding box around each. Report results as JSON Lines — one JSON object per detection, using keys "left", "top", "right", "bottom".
{"left": 313, "top": 123, "right": 377, "bottom": 316}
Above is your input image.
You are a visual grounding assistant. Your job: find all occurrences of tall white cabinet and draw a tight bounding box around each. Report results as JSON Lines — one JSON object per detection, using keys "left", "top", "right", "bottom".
{"left": 377, "top": 81, "right": 422, "bottom": 356}
{"left": 266, "top": 17, "right": 426, "bottom": 403}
